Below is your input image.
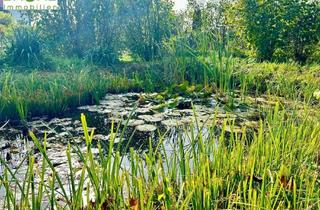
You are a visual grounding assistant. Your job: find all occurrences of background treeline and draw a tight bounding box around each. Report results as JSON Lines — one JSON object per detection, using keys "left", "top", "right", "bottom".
{"left": 0, "top": 0, "right": 319, "bottom": 69}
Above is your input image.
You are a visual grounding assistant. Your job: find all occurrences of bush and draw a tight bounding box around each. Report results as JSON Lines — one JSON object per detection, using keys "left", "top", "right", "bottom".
{"left": 5, "top": 26, "right": 44, "bottom": 68}
{"left": 230, "top": 0, "right": 320, "bottom": 63}
{"left": 0, "top": 12, "right": 14, "bottom": 34}
{"left": 0, "top": 12, "right": 15, "bottom": 55}
{"left": 308, "top": 42, "right": 320, "bottom": 64}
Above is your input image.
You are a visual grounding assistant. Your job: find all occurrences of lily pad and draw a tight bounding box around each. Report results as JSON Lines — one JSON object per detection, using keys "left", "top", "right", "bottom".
{"left": 138, "top": 114, "right": 164, "bottom": 123}
{"left": 56, "top": 132, "right": 71, "bottom": 138}
{"left": 136, "top": 107, "right": 151, "bottom": 114}
{"left": 151, "top": 103, "right": 168, "bottom": 112}
{"left": 86, "top": 106, "right": 101, "bottom": 112}
{"left": 104, "top": 100, "right": 125, "bottom": 107}
{"left": 62, "top": 127, "right": 74, "bottom": 132}
{"left": 107, "top": 117, "right": 122, "bottom": 123}
{"left": 75, "top": 127, "right": 95, "bottom": 134}
{"left": 96, "top": 109, "right": 112, "bottom": 115}
{"left": 161, "top": 119, "right": 183, "bottom": 127}
{"left": 122, "top": 119, "right": 145, "bottom": 127}
{"left": 165, "top": 110, "right": 181, "bottom": 117}
{"left": 49, "top": 118, "right": 72, "bottom": 125}
{"left": 106, "top": 133, "right": 124, "bottom": 143}
{"left": 223, "top": 125, "right": 243, "bottom": 134}
{"left": 136, "top": 124, "right": 157, "bottom": 132}
{"left": 93, "top": 134, "right": 108, "bottom": 141}
{"left": 111, "top": 111, "right": 129, "bottom": 118}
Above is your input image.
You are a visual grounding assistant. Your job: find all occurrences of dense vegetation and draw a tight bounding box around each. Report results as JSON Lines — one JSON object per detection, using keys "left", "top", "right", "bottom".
{"left": 0, "top": 0, "right": 319, "bottom": 209}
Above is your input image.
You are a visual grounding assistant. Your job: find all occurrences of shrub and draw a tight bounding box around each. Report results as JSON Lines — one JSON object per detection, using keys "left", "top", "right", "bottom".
{"left": 5, "top": 26, "right": 44, "bottom": 68}
{"left": 0, "top": 12, "right": 15, "bottom": 55}
{"left": 230, "top": 0, "right": 320, "bottom": 63}
{"left": 308, "top": 42, "right": 320, "bottom": 64}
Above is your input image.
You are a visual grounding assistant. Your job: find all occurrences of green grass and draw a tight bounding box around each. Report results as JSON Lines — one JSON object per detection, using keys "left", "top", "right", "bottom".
{"left": 235, "top": 61, "right": 320, "bottom": 105}
{"left": 0, "top": 103, "right": 319, "bottom": 209}
{"left": 0, "top": 70, "right": 105, "bottom": 120}
{"left": 0, "top": 69, "right": 145, "bottom": 121}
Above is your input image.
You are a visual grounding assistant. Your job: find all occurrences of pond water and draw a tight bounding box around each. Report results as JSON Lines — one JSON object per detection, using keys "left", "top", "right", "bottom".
{"left": 0, "top": 92, "right": 263, "bottom": 206}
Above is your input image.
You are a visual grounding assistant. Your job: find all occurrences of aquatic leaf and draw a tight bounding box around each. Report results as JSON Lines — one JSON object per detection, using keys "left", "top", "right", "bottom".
{"left": 136, "top": 124, "right": 157, "bottom": 132}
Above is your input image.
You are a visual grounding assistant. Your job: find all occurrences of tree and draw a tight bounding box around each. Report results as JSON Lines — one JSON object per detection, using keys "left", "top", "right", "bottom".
{"left": 25, "top": 0, "right": 176, "bottom": 64}
{"left": 229, "top": 0, "right": 320, "bottom": 62}
{"left": 0, "top": 12, "right": 15, "bottom": 53}
{"left": 27, "top": 0, "right": 121, "bottom": 65}
{"left": 188, "top": 0, "right": 203, "bottom": 31}
{"left": 122, "top": 0, "right": 176, "bottom": 61}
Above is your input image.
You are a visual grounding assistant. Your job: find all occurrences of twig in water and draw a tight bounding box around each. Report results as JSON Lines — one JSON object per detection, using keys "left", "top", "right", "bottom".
{"left": 0, "top": 121, "right": 9, "bottom": 130}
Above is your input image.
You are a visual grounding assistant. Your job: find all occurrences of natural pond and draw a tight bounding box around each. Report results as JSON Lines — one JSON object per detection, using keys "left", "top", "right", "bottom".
{"left": 0, "top": 92, "right": 271, "bottom": 205}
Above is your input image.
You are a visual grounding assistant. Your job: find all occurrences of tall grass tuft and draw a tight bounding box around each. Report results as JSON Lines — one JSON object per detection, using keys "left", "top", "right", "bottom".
{"left": 5, "top": 27, "right": 43, "bottom": 68}
{"left": 0, "top": 70, "right": 110, "bottom": 121}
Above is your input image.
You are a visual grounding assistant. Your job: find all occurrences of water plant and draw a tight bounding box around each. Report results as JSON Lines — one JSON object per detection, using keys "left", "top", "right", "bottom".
{"left": 0, "top": 103, "right": 319, "bottom": 209}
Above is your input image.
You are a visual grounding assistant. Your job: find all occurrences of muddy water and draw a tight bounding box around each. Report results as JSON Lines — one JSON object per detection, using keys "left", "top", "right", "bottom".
{"left": 0, "top": 92, "right": 262, "bottom": 206}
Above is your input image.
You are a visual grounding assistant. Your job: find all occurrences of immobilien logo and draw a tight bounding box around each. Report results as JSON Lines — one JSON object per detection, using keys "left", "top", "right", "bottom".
{"left": 1, "top": 0, "right": 59, "bottom": 10}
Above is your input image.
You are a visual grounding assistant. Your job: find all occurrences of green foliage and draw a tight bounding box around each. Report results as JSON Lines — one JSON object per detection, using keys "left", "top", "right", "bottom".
{"left": 0, "top": 70, "right": 109, "bottom": 120}
{"left": 314, "top": 90, "right": 320, "bottom": 100}
{"left": 236, "top": 60, "right": 320, "bottom": 103}
{"left": 0, "top": 3, "right": 319, "bottom": 209}
{"left": 5, "top": 27, "right": 44, "bottom": 68}
{"left": 0, "top": 12, "right": 14, "bottom": 36}
{"left": 2, "top": 0, "right": 319, "bottom": 66}
{"left": 27, "top": 0, "right": 120, "bottom": 65}
{"left": 231, "top": 0, "right": 320, "bottom": 62}
{"left": 121, "top": 0, "right": 176, "bottom": 61}
{"left": 308, "top": 42, "right": 320, "bottom": 64}
{"left": 0, "top": 12, "right": 15, "bottom": 55}
{"left": 26, "top": 0, "right": 176, "bottom": 65}
{"left": 0, "top": 67, "right": 166, "bottom": 120}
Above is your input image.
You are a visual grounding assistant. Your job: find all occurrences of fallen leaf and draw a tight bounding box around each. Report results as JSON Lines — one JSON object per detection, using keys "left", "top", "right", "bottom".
{"left": 129, "top": 198, "right": 139, "bottom": 210}
{"left": 280, "top": 175, "right": 293, "bottom": 191}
